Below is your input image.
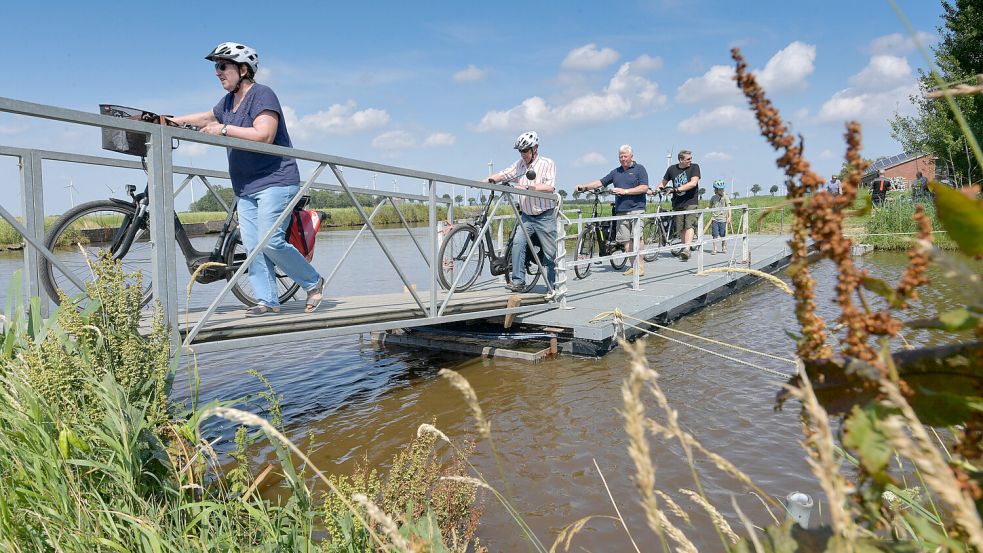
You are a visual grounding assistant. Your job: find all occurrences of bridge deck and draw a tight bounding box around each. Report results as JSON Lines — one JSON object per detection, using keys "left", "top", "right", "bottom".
{"left": 171, "top": 234, "right": 792, "bottom": 354}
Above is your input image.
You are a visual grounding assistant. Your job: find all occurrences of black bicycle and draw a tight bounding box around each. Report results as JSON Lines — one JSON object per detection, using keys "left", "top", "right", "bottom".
{"left": 39, "top": 105, "right": 300, "bottom": 307}
{"left": 641, "top": 188, "right": 684, "bottom": 261}
{"left": 572, "top": 189, "right": 629, "bottom": 279}
{"left": 437, "top": 171, "right": 545, "bottom": 292}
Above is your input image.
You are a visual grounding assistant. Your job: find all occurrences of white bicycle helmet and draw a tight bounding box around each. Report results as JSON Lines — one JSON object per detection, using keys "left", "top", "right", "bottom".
{"left": 205, "top": 42, "right": 259, "bottom": 75}
{"left": 513, "top": 130, "right": 539, "bottom": 150}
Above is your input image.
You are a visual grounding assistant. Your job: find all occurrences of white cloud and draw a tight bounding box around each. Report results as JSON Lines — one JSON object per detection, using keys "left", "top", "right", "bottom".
{"left": 631, "top": 54, "right": 663, "bottom": 72}
{"left": 176, "top": 142, "right": 209, "bottom": 157}
{"left": 573, "top": 151, "right": 608, "bottom": 167}
{"left": 676, "top": 65, "right": 739, "bottom": 104}
{"left": 819, "top": 149, "right": 836, "bottom": 160}
{"left": 372, "top": 130, "right": 416, "bottom": 151}
{"left": 284, "top": 101, "right": 390, "bottom": 140}
{"left": 675, "top": 41, "right": 815, "bottom": 105}
{"left": 423, "top": 132, "right": 456, "bottom": 147}
{"left": 561, "top": 43, "right": 620, "bottom": 71}
{"left": 817, "top": 83, "right": 918, "bottom": 123}
{"left": 477, "top": 61, "right": 666, "bottom": 132}
{"left": 705, "top": 151, "right": 733, "bottom": 161}
{"left": 817, "top": 51, "right": 918, "bottom": 124}
{"left": 453, "top": 64, "right": 488, "bottom": 82}
{"left": 867, "top": 32, "right": 936, "bottom": 56}
{"left": 848, "top": 55, "right": 912, "bottom": 90}
{"left": 677, "top": 105, "right": 755, "bottom": 134}
{"left": 758, "top": 41, "right": 816, "bottom": 92}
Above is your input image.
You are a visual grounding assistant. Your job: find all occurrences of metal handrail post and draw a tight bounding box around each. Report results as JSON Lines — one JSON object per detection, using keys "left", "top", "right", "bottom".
{"left": 321, "top": 201, "right": 386, "bottom": 290}
{"left": 387, "top": 196, "right": 429, "bottom": 266}
{"left": 554, "top": 208, "right": 571, "bottom": 309}
{"left": 436, "top": 192, "right": 508, "bottom": 317}
{"left": 742, "top": 207, "right": 749, "bottom": 263}
{"left": 697, "top": 211, "right": 705, "bottom": 273}
{"left": 632, "top": 212, "right": 641, "bottom": 291}
{"left": 496, "top": 218, "right": 504, "bottom": 253}
{"left": 329, "top": 164, "right": 428, "bottom": 313}
{"left": 183, "top": 163, "right": 328, "bottom": 347}
{"left": 428, "top": 179, "right": 438, "bottom": 317}
{"left": 20, "top": 151, "right": 46, "bottom": 312}
{"left": 145, "top": 127, "right": 180, "bottom": 344}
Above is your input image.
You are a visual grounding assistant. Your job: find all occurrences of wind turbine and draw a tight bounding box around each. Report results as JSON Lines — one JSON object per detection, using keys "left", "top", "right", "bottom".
{"left": 64, "top": 178, "right": 78, "bottom": 208}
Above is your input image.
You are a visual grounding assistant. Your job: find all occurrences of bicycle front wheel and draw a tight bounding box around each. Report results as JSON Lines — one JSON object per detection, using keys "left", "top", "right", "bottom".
{"left": 438, "top": 224, "right": 485, "bottom": 291}
{"left": 224, "top": 227, "right": 301, "bottom": 307}
{"left": 642, "top": 220, "right": 664, "bottom": 262}
{"left": 41, "top": 200, "right": 153, "bottom": 306}
{"left": 574, "top": 227, "right": 596, "bottom": 279}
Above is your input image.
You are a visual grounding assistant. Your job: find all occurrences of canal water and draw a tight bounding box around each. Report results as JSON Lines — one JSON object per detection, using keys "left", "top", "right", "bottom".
{"left": 1, "top": 230, "right": 977, "bottom": 551}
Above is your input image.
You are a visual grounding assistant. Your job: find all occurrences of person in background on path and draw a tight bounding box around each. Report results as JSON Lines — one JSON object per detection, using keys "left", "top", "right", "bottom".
{"left": 708, "top": 179, "right": 731, "bottom": 255}
{"left": 486, "top": 131, "right": 558, "bottom": 298}
{"left": 870, "top": 169, "right": 892, "bottom": 207}
{"left": 826, "top": 175, "right": 842, "bottom": 195}
{"left": 574, "top": 144, "right": 649, "bottom": 276}
{"left": 174, "top": 42, "right": 325, "bottom": 317}
{"left": 655, "top": 150, "right": 701, "bottom": 261}
{"left": 912, "top": 170, "right": 929, "bottom": 201}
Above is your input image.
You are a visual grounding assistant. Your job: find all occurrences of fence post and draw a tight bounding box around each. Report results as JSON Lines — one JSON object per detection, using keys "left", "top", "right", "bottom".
{"left": 742, "top": 207, "right": 750, "bottom": 264}
{"left": 428, "top": 179, "right": 438, "bottom": 318}
{"left": 20, "top": 151, "right": 47, "bottom": 314}
{"left": 554, "top": 202, "right": 570, "bottom": 308}
{"left": 697, "top": 210, "right": 705, "bottom": 273}
{"left": 632, "top": 213, "right": 641, "bottom": 291}
{"left": 146, "top": 126, "right": 180, "bottom": 345}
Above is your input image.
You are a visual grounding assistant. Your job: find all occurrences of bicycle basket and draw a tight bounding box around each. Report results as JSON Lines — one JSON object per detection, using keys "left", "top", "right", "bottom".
{"left": 99, "top": 104, "right": 158, "bottom": 157}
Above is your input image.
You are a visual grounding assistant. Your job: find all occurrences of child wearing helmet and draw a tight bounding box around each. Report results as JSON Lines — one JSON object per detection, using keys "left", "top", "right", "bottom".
{"left": 709, "top": 179, "right": 731, "bottom": 254}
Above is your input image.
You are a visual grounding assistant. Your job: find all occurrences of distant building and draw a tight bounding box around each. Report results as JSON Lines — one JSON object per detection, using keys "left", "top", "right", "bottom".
{"left": 861, "top": 152, "right": 937, "bottom": 190}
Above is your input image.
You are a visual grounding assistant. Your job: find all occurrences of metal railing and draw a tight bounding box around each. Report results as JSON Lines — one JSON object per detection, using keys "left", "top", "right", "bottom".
{"left": 561, "top": 204, "right": 751, "bottom": 291}
{"left": 0, "top": 96, "right": 561, "bottom": 352}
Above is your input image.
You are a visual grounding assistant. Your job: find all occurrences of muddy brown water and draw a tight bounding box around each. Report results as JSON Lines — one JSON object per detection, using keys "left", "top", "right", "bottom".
{"left": 1, "top": 231, "right": 978, "bottom": 551}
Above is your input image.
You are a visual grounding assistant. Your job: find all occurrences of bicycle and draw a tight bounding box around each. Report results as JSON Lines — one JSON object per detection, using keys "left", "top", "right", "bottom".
{"left": 437, "top": 170, "right": 546, "bottom": 292}
{"left": 641, "top": 188, "right": 685, "bottom": 262}
{"left": 571, "top": 189, "right": 629, "bottom": 279}
{"left": 39, "top": 105, "right": 300, "bottom": 307}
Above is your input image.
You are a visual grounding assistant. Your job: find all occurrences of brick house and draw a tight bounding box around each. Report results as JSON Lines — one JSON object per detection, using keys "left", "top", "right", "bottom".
{"left": 861, "top": 152, "right": 937, "bottom": 189}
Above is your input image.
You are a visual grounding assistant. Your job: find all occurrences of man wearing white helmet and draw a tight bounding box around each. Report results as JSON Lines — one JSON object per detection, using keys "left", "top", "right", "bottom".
{"left": 174, "top": 42, "right": 325, "bottom": 316}
{"left": 486, "top": 131, "right": 558, "bottom": 293}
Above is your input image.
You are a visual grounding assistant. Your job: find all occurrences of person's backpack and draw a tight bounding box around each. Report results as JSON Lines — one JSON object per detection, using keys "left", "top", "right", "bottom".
{"left": 288, "top": 197, "right": 326, "bottom": 261}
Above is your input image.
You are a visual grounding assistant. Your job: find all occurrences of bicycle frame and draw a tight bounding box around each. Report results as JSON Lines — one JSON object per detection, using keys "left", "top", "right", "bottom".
{"left": 581, "top": 191, "right": 621, "bottom": 256}
{"left": 121, "top": 184, "right": 238, "bottom": 278}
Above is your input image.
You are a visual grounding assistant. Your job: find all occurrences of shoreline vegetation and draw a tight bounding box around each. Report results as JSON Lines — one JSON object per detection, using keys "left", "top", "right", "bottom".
{"left": 0, "top": 189, "right": 955, "bottom": 252}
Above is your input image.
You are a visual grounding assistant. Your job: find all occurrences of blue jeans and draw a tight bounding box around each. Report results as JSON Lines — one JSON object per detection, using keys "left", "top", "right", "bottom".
{"left": 511, "top": 209, "right": 557, "bottom": 286}
{"left": 711, "top": 220, "right": 727, "bottom": 238}
{"left": 237, "top": 184, "right": 321, "bottom": 307}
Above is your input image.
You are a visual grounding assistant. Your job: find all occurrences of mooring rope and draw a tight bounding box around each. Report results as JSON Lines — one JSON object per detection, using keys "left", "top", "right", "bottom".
{"left": 591, "top": 309, "right": 795, "bottom": 381}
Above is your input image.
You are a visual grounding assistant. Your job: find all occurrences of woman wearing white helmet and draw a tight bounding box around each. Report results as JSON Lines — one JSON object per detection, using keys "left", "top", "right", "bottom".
{"left": 174, "top": 42, "right": 324, "bottom": 316}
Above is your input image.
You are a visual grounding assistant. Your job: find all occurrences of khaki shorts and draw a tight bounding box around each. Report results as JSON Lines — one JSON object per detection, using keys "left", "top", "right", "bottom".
{"left": 615, "top": 209, "right": 645, "bottom": 242}
{"left": 672, "top": 203, "right": 699, "bottom": 238}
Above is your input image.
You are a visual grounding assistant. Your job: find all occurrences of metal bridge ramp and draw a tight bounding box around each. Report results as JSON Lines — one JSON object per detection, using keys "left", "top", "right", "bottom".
{"left": 176, "top": 289, "right": 548, "bottom": 351}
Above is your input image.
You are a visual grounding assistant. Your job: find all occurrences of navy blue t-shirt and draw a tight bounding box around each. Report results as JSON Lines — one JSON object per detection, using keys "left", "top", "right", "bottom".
{"left": 600, "top": 162, "right": 649, "bottom": 212}
{"left": 213, "top": 84, "right": 301, "bottom": 197}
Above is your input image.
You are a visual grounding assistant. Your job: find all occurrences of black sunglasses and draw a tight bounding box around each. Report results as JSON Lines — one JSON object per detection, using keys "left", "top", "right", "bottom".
{"left": 519, "top": 147, "right": 533, "bottom": 154}
{"left": 214, "top": 61, "right": 235, "bottom": 72}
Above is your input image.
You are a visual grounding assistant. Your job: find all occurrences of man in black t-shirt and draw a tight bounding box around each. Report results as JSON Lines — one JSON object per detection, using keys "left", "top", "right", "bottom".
{"left": 655, "top": 150, "right": 701, "bottom": 261}
{"left": 870, "top": 170, "right": 892, "bottom": 207}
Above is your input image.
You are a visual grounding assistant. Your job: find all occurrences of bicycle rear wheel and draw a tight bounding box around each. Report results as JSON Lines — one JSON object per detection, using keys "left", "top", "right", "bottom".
{"left": 574, "top": 227, "right": 596, "bottom": 279}
{"left": 438, "top": 224, "right": 485, "bottom": 291}
{"left": 40, "top": 200, "right": 154, "bottom": 306}
{"left": 642, "top": 219, "right": 665, "bottom": 262}
{"left": 224, "top": 227, "right": 301, "bottom": 307}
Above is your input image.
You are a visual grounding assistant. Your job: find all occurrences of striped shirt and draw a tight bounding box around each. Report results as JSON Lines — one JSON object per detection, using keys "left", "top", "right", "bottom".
{"left": 500, "top": 155, "right": 557, "bottom": 216}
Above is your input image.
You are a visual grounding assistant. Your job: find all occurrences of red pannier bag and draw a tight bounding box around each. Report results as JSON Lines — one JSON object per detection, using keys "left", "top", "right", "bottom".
{"left": 288, "top": 202, "right": 325, "bottom": 261}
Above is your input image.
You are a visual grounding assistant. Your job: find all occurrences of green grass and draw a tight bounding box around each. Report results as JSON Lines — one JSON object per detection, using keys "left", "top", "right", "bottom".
{"left": 0, "top": 255, "right": 483, "bottom": 552}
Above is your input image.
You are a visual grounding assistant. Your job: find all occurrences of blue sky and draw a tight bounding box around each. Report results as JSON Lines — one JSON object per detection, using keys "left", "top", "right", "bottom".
{"left": 1, "top": 0, "right": 944, "bottom": 213}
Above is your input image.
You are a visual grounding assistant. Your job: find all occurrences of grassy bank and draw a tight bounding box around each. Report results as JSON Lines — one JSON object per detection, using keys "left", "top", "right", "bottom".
{"left": 0, "top": 255, "right": 483, "bottom": 551}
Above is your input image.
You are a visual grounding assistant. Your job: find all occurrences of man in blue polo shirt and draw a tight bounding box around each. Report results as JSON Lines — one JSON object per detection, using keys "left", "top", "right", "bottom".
{"left": 575, "top": 144, "right": 649, "bottom": 276}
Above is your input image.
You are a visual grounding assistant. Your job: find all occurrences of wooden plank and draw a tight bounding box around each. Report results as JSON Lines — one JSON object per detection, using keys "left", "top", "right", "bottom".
{"left": 371, "top": 331, "right": 549, "bottom": 362}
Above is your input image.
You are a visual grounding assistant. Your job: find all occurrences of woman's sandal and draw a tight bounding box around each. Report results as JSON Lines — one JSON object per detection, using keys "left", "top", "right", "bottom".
{"left": 305, "top": 277, "right": 325, "bottom": 313}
